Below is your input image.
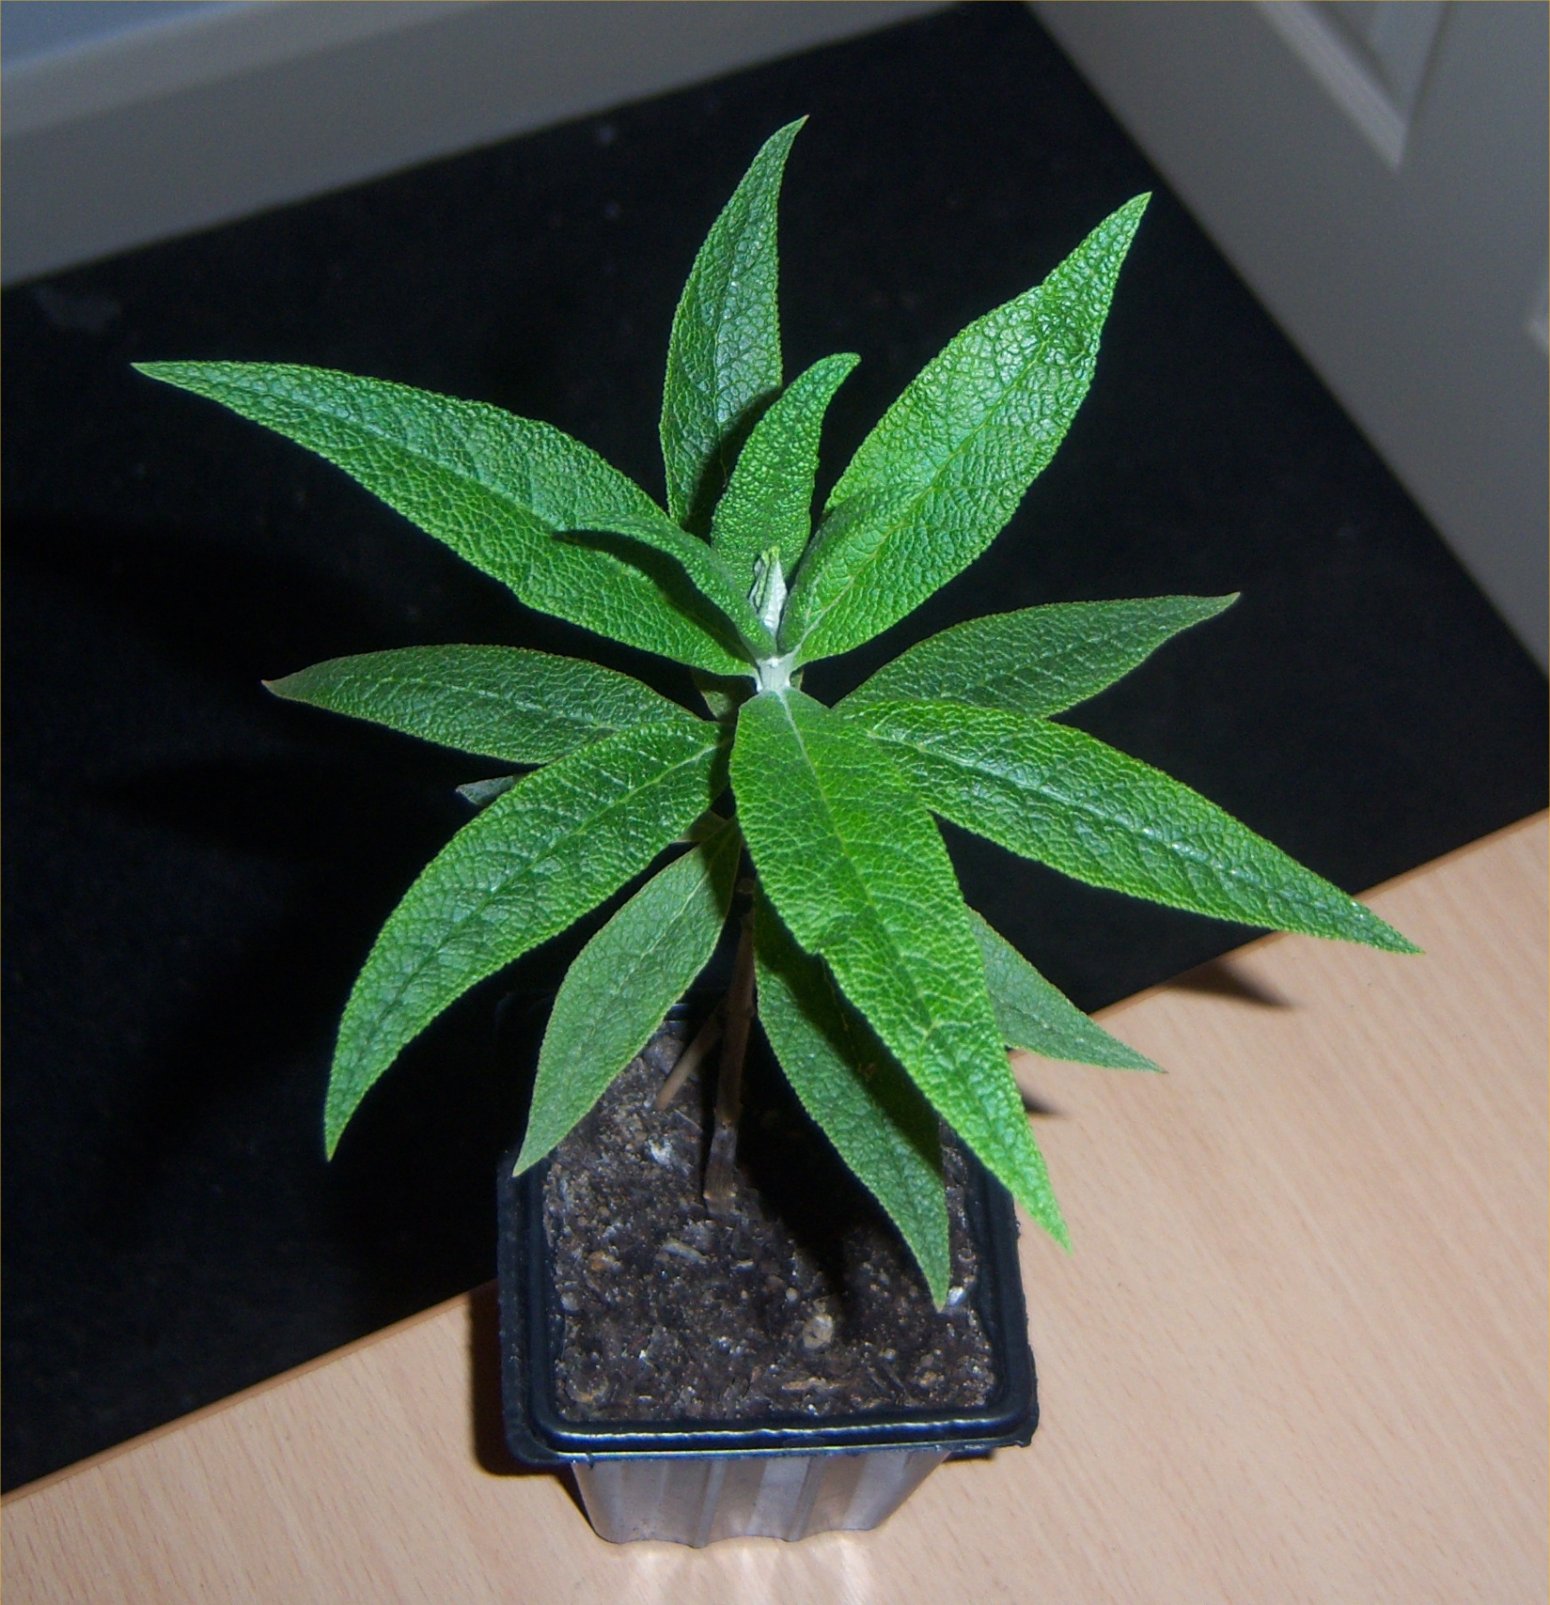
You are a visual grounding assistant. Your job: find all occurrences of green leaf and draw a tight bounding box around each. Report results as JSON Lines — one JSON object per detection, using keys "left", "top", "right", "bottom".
{"left": 563, "top": 512, "right": 773, "bottom": 656}
{"left": 691, "top": 668, "right": 753, "bottom": 724}
{"left": 266, "top": 646, "right": 685, "bottom": 765}
{"left": 660, "top": 119, "right": 804, "bottom": 531}
{"left": 731, "top": 689, "right": 1067, "bottom": 1247}
{"left": 784, "top": 195, "right": 1150, "bottom": 664}
{"left": 456, "top": 775, "right": 518, "bottom": 810}
{"left": 970, "top": 909, "right": 1158, "bottom": 1071}
{"left": 858, "top": 699, "right": 1420, "bottom": 953}
{"left": 754, "top": 892, "right": 951, "bottom": 1304}
{"left": 841, "top": 595, "right": 1238, "bottom": 718}
{"left": 709, "top": 352, "right": 859, "bottom": 600}
{"left": 514, "top": 814, "right": 742, "bottom": 1174}
{"left": 135, "top": 361, "right": 750, "bottom": 676}
{"left": 325, "top": 713, "right": 724, "bottom": 1153}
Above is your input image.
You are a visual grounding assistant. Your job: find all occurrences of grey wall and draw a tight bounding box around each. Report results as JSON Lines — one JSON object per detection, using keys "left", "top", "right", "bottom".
{"left": 2, "top": 0, "right": 943, "bottom": 285}
{"left": 0, "top": 1, "right": 237, "bottom": 68}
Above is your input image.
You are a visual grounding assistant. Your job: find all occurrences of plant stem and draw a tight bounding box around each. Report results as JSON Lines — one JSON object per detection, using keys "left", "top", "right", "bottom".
{"left": 703, "top": 910, "right": 755, "bottom": 1218}
{"left": 654, "top": 1006, "right": 724, "bottom": 1111}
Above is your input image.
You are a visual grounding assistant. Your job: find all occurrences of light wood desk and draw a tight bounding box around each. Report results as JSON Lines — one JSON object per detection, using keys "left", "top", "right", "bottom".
{"left": 6, "top": 814, "right": 1546, "bottom": 1603}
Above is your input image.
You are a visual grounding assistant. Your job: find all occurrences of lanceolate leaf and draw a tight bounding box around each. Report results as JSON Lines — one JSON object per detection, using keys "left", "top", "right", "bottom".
{"left": 731, "top": 689, "right": 1067, "bottom": 1247}
{"left": 970, "top": 910, "right": 1159, "bottom": 1071}
{"left": 267, "top": 646, "right": 685, "bottom": 765}
{"left": 784, "top": 195, "right": 1150, "bottom": 664}
{"left": 754, "top": 893, "right": 950, "bottom": 1303}
{"left": 858, "top": 699, "right": 1419, "bottom": 952}
{"left": 137, "top": 131, "right": 1424, "bottom": 1304}
{"left": 710, "top": 352, "right": 859, "bottom": 599}
{"left": 661, "top": 119, "right": 804, "bottom": 531}
{"left": 841, "top": 595, "right": 1237, "bottom": 719}
{"left": 135, "top": 362, "right": 750, "bottom": 676}
{"left": 325, "top": 714, "right": 725, "bottom": 1152}
{"left": 565, "top": 514, "right": 772, "bottom": 655}
{"left": 514, "top": 814, "right": 743, "bottom": 1174}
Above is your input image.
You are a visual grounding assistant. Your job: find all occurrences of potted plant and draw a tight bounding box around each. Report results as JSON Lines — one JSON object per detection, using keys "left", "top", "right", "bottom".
{"left": 136, "top": 119, "right": 1415, "bottom": 1545}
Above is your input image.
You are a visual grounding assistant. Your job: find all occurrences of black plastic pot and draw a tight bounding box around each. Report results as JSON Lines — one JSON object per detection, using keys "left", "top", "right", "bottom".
{"left": 496, "top": 1119, "right": 1037, "bottom": 1545}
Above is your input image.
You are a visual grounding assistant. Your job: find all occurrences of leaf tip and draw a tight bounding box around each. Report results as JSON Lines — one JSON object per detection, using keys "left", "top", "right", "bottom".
{"left": 914, "top": 1231, "right": 954, "bottom": 1310}
{"left": 323, "top": 1065, "right": 362, "bottom": 1159}
{"left": 1024, "top": 1180, "right": 1071, "bottom": 1254}
{"left": 1353, "top": 902, "right": 1421, "bottom": 955}
{"left": 1107, "top": 191, "right": 1152, "bottom": 249}
{"left": 263, "top": 669, "right": 313, "bottom": 706}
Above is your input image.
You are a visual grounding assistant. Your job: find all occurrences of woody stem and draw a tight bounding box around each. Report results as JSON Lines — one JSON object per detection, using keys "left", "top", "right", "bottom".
{"left": 703, "top": 909, "right": 755, "bottom": 1218}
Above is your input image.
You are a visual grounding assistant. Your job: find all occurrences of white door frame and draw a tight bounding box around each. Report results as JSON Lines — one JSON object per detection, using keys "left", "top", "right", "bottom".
{"left": 1034, "top": 0, "right": 1548, "bottom": 667}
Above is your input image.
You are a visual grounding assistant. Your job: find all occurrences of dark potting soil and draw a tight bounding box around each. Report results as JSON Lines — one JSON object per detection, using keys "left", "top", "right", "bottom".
{"left": 541, "top": 1018, "right": 996, "bottom": 1422}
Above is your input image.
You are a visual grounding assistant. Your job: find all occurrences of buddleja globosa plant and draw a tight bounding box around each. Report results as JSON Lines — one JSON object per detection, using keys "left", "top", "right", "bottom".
{"left": 137, "top": 120, "right": 1415, "bottom": 1306}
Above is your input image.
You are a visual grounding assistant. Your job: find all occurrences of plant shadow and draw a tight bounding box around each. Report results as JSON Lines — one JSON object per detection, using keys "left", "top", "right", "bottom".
{"left": 1165, "top": 956, "right": 1290, "bottom": 1008}
{"left": 1017, "top": 1086, "right": 1063, "bottom": 1119}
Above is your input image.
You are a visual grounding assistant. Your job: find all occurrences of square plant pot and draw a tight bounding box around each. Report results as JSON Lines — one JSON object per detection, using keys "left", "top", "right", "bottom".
{"left": 496, "top": 1022, "right": 1037, "bottom": 1546}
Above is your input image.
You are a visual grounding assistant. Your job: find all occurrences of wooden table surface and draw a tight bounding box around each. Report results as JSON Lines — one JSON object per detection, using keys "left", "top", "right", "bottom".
{"left": 6, "top": 813, "right": 1546, "bottom": 1604}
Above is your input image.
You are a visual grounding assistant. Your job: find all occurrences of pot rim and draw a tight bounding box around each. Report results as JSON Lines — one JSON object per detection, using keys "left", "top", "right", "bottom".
{"left": 498, "top": 1134, "right": 1037, "bottom": 1466}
